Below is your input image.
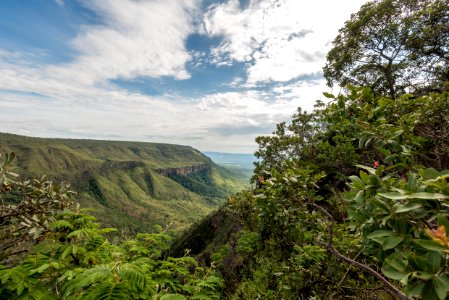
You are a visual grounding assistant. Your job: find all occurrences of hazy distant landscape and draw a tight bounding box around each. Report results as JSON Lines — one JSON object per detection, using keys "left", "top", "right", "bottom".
{"left": 204, "top": 152, "right": 257, "bottom": 181}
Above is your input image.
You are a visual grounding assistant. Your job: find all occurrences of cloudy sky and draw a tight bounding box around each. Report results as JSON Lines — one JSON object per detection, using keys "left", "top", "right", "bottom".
{"left": 0, "top": 0, "right": 368, "bottom": 153}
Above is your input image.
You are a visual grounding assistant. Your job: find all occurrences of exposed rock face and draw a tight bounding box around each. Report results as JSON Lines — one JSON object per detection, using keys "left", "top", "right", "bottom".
{"left": 102, "top": 160, "right": 145, "bottom": 171}
{"left": 156, "top": 164, "right": 210, "bottom": 176}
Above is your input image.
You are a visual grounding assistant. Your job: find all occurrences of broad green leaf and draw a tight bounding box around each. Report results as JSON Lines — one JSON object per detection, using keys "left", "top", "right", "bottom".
{"left": 367, "top": 230, "right": 395, "bottom": 239}
{"left": 385, "top": 252, "right": 407, "bottom": 272}
{"left": 423, "top": 281, "right": 439, "bottom": 300}
{"left": 433, "top": 276, "right": 449, "bottom": 300}
{"left": 412, "top": 271, "right": 434, "bottom": 280}
{"left": 414, "top": 240, "right": 447, "bottom": 252}
{"left": 381, "top": 215, "right": 392, "bottom": 226}
{"left": 322, "top": 92, "right": 335, "bottom": 99}
{"left": 349, "top": 176, "right": 365, "bottom": 189}
{"left": 382, "top": 235, "right": 404, "bottom": 250}
{"left": 359, "top": 171, "right": 370, "bottom": 184}
{"left": 370, "top": 197, "right": 390, "bottom": 213}
{"left": 406, "top": 173, "right": 417, "bottom": 192}
{"left": 410, "top": 255, "right": 432, "bottom": 273}
{"left": 379, "top": 192, "right": 448, "bottom": 200}
{"left": 355, "top": 164, "right": 376, "bottom": 175}
{"left": 394, "top": 202, "right": 423, "bottom": 213}
{"left": 427, "top": 251, "right": 442, "bottom": 274}
{"left": 408, "top": 192, "right": 448, "bottom": 200}
{"left": 354, "top": 190, "right": 364, "bottom": 203}
{"left": 391, "top": 130, "right": 404, "bottom": 139}
{"left": 367, "top": 230, "right": 403, "bottom": 249}
{"left": 404, "top": 283, "right": 424, "bottom": 299}
{"left": 424, "top": 168, "right": 441, "bottom": 180}
{"left": 379, "top": 192, "right": 409, "bottom": 200}
{"left": 381, "top": 265, "right": 408, "bottom": 281}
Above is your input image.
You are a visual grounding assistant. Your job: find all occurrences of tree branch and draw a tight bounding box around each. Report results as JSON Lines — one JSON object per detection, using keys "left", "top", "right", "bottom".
{"left": 308, "top": 202, "right": 407, "bottom": 300}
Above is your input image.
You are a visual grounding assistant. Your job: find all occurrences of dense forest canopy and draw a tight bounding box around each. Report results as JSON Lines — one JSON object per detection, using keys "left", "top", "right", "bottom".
{"left": 1, "top": 0, "right": 449, "bottom": 299}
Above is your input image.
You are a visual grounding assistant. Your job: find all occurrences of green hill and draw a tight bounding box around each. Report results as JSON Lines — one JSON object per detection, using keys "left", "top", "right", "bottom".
{"left": 0, "top": 132, "right": 246, "bottom": 233}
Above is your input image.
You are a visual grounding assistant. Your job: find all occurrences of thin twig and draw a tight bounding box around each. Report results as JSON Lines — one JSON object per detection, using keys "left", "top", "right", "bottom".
{"left": 337, "top": 247, "right": 364, "bottom": 286}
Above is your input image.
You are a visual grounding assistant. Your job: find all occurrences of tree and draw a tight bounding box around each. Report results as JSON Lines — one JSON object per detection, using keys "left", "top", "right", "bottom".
{"left": 323, "top": 0, "right": 449, "bottom": 99}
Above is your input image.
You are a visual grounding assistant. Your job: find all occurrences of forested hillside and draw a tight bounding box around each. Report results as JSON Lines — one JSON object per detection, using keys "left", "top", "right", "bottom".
{"left": 1, "top": 0, "right": 449, "bottom": 299}
{"left": 0, "top": 133, "right": 246, "bottom": 233}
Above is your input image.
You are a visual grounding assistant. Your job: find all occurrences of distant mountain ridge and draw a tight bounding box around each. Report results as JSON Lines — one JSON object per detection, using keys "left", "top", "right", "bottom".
{"left": 0, "top": 132, "right": 246, "bottom": 233}
{"left": 204, "top": 151, "right": 257, "bottom": 182}
{"left": 203, "top": 152, "right": 256, "bottom": 170}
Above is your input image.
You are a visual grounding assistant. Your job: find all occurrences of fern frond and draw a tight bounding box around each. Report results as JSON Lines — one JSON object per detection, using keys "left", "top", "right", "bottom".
{"left": 0, "top": 266, "right": 27, "bottom": 284}
{"left": 85, "top": 235, "right": 106, "bottom": 251}
{"left": 61, "top": 265, "right": 112, "bottom": 297}
{"left": 49, "top": 220, "right": 73, "bottom": 231}
{"left": 119, "top": 264, "right": 147, "bottom": 292}
{"left": 84, "top": 281, "right": 129, "bottom": 300}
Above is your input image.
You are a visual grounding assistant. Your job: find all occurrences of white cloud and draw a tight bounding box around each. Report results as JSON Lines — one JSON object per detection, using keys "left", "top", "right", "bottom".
{"left": 1, "top": 0, "right": 200, "bottom": 90}
{"left": 52, "top": 0, "right": 199, "bottom": 85}
{"left": 0, "top": 0, "right": 368, "bottom": 153}
{"left": 204, "top": 0, "right": 369, "bottom": 84}
{"left": 0, "top": 49, "right": 318, "bottom": 153}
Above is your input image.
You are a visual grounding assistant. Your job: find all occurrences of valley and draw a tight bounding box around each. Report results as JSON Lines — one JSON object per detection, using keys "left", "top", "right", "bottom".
{"left": 0, "top": 132, "right": 248, "bottom": 233}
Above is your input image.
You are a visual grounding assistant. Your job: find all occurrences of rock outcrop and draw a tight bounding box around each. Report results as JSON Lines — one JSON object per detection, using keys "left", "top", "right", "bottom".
{"left": 156, "top": 164, "right": 210, "bottom": 176}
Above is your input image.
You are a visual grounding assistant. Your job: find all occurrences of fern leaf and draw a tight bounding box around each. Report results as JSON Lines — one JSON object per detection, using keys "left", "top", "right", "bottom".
{"left": 85, "top": 282, "right": 129, "bottom": 300}
{"left": 49, "top": 219, "right": 73, "bottom": 231}
{"left": 61, "top": 265, "right": 112, "bottom": 297}
{"left": 119, "top": 264, "right": 147, "bottom": 292}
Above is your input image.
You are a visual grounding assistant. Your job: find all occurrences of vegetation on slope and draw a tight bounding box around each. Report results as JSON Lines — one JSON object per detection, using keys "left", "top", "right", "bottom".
{"left": 0, "top": 133, "right": 245, "bottom": 233}
{"left": 0, "top": 160, "right": 223, "bottom": 299}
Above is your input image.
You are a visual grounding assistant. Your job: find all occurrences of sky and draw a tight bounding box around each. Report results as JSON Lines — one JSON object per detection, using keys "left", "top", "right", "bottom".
{"left": 0, "top": 0, "right": 369, "bottom": 153}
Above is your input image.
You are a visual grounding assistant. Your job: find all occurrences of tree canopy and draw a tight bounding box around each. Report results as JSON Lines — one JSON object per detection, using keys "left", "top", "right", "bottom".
{"left": 323, "top": 0, "right": 449, "bottom": 98}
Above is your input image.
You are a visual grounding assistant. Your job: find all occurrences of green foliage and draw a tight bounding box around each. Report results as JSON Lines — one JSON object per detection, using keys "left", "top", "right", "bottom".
{"left": 324, "top": 0, "right": 449, "bottom": 98}
{"left": 215, "top": 87, "right": 449, "bottom": 299}
{"left": 345, "top": 166, "right": 449, "bottom": 299}
{"left": 0, "top": 209, "right": 223, "bottom": 299}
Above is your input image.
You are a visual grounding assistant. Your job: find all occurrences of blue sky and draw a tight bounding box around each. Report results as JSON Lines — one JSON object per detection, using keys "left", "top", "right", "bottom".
{"left": 0, "top": 0, "right": 368, "bottom": 153}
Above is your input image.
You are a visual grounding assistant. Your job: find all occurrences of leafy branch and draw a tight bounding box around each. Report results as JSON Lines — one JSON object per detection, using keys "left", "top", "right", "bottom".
{"left": 308, "top": 201, "right": 407, "bottom": 299}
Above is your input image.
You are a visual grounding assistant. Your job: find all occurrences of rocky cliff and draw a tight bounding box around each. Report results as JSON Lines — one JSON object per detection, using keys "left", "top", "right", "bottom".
{"left": 156, "top": 163, "right": 210, "bottom": 176}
